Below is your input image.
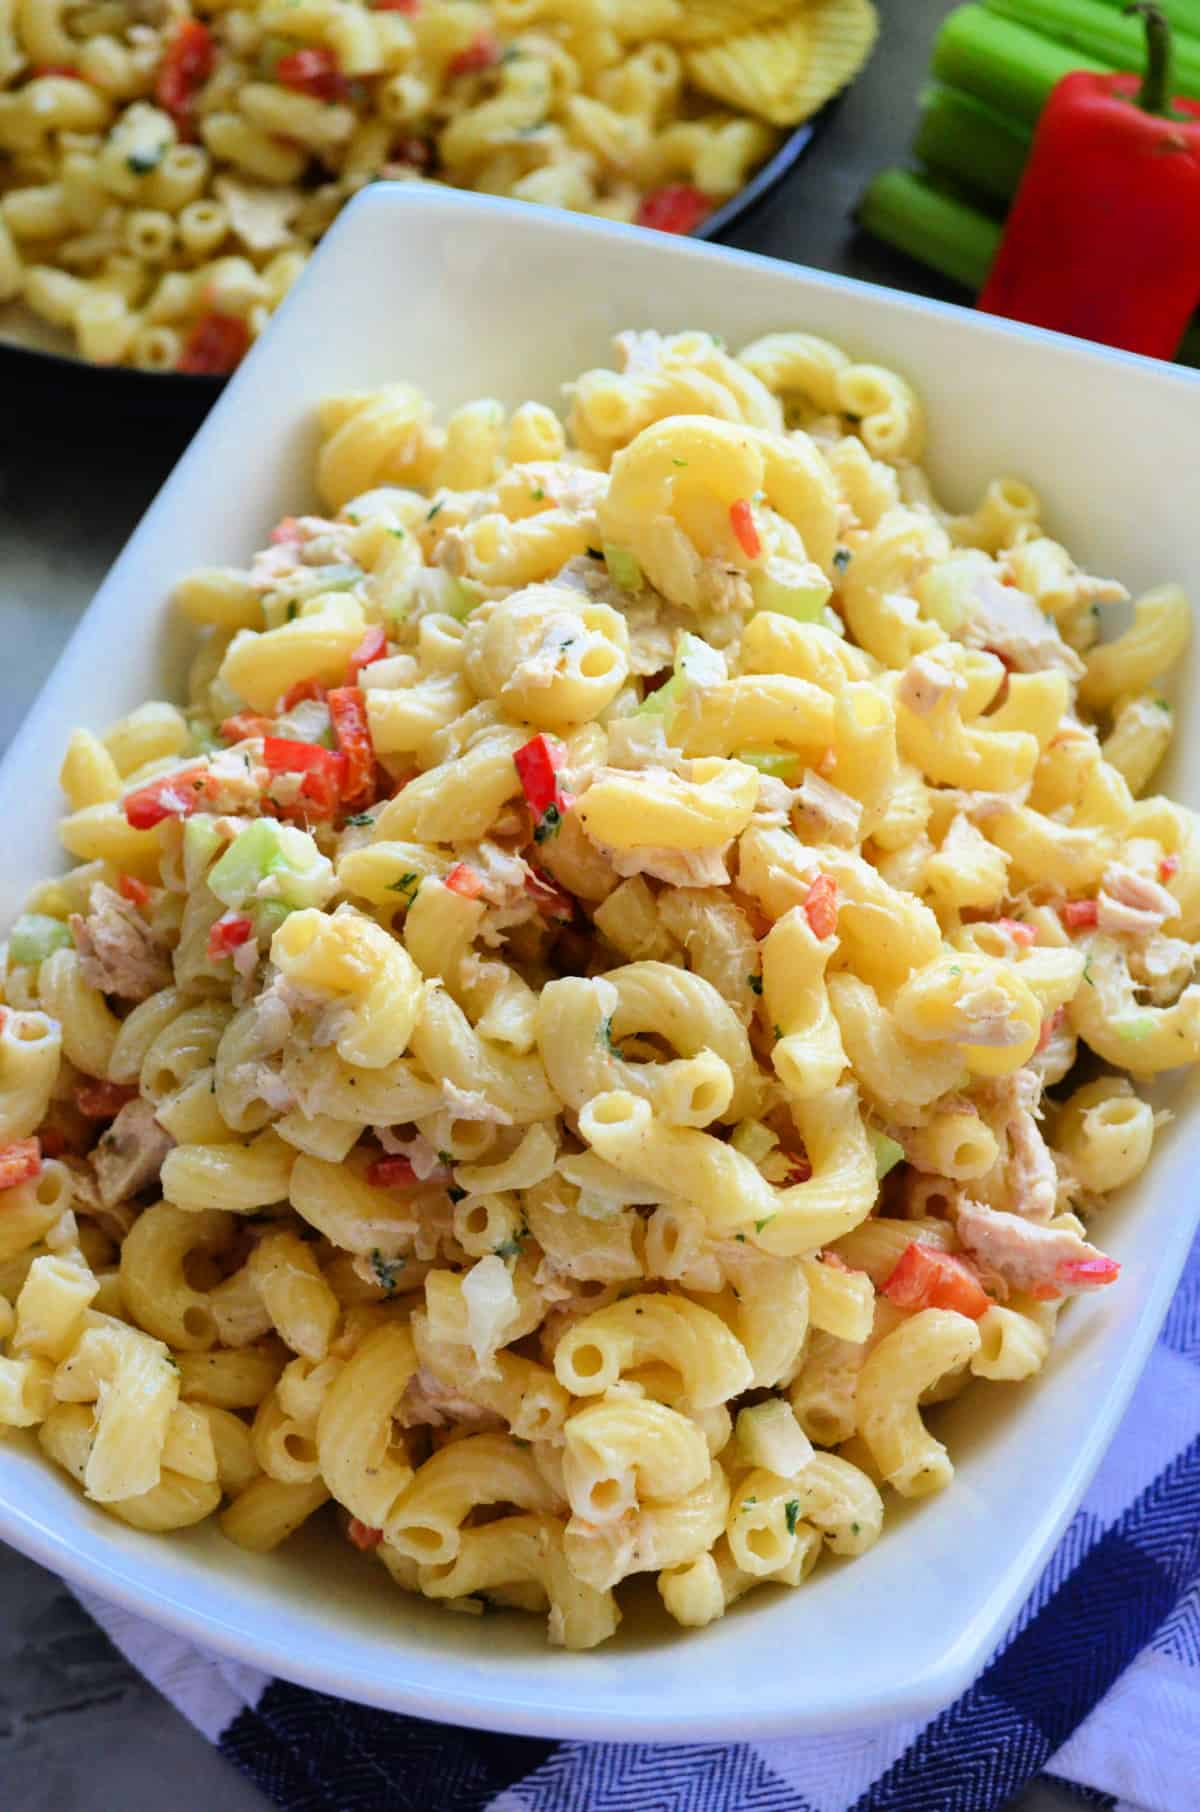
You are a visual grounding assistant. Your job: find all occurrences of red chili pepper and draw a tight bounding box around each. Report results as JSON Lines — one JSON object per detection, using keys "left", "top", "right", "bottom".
{"left": 881, "top": 1242, "right": 991, "bottom": 1320}
{"left": 1036, "top": 1005, "right": 1067, "bottom": 1055}
{"left": 445, "top": 862, "right": 484, "bottom": 900}
{"left": 275, "top": 45, "right": 347, "bottom": 100}
{"left": 347, "top": 1518, "right": 384, "bottom": 1549}
{"left": 123, "top": 766, "right": 207, "bottom": 829}
{"left": 263, "top": 737, "right": 347, "bottom": 818}
{"left": 117, "top": 873, "right": 151, "bottom": 909}
{"left": 347, "top": 624, "right": 388, "bottom": 682}
{"left": 220, "top": 712, "right": 274, "bottom": 743}
{"left": 0, "top": 1138, "right": 42, "bottom": 1190}
{"left": 207, "top": 914, "right": 255, "bottom": 961}
{"left": 1058, "top": 1254, "right": 1121, "bottom": 1289}
{"left": 155, "top": 19, "right": 215, "bottom": 135}
{"left": 367, "top": 1155, "right": 418, "bottom": 1188}
{"left": 514, "top": 733, "right": 569, "bottom": 842}
{"left": 729, "top": 498, "right": 761, "bottom": 561}
{"left": 1160, "top": 853, "right": 1180, "bottom": 882}
{"left": 1060, "top": 899, "right": 1099, "bottom": 931}
{"left": 635, "top": 183, "right": 713, "bottom": 234}
{"left": 978, "top": 6, "right": 1200, "bottom": 358}
{"left": 177, "top": 311, "right": 249, "bottom": 376}
{"left": 279, "top": 678, "right": 327, "bottom": 710}
{"left": 74, "top": 1079, "right": 139, "bottom": 1120}
{"left": 804, "top": 873, "right": 839, "bottom": 941}
{"left": 995, "top": 916, "right": 1036, "bottom": 946}
{"left": 447, "top": 31, "right": 500, "bottom": 76}
{"left": 327, "top": 687, "right": 375, "bottom": 807}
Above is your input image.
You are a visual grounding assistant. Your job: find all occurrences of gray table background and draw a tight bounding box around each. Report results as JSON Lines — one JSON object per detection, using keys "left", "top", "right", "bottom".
{"left": 0, "top": 3, "right": 1102, "bottom": 1806}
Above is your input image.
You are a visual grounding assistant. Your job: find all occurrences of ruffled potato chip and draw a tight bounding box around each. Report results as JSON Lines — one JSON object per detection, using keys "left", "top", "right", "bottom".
{"left": 684, "top": 0, "right": 880, "bottom": 128}
{"left": 665, "top": 0, "right": 798, "bottom": 47}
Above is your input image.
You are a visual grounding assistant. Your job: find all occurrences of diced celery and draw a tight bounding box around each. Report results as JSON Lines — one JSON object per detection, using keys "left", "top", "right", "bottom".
{"left": 749, "top": 559, "right": 832, "bottom": 623}
{"left": 187, "top": 718, "right": 221, "bottom": 756}
{"left": 183, "top": 814, "right": 223, "bottom": 890}
{"left": 443, "top": 576, "right": 486, "bottom": 621}
{"left": 737, "top": 749, "right": 802, "bottom": 780}
{"left": 916, "top": 550, "right": 990, "bottom": 631}
{"left": 871, "top": 1130, "right": 906, "bottom": 1179}
{"left": 636, "top": 672, "right": 685, "bottom": 717}
{"left": 309, "top": 563, "right": 363, "bottom": 591}
{"left": 209, "top": 819, "right": 335, "bottom": 912}
{"left": 7, "top": 913, "right": 72, "bottom": 966}
{"left": 1116, "top": 1016, "right": 1155, "bottom": 1043}
{"left": 253, "top": 899, "right": 292, "bottom": 942}
{"left": 603, "top": 544, "right": 643, "bottom": 591}
{"left": 675, "top": 632, "right": 726, "bottom": 688}
{"left": 731, "top": 1120, "right": 779, "bottom": 1164}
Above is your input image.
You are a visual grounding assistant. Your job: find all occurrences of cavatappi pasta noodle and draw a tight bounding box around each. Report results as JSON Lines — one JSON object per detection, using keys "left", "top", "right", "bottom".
{"left": 0, "top": 0, "right": 877, "bottom": 372}
{"left": 1, "top": 324, "right": 1193, "bottom": 1648}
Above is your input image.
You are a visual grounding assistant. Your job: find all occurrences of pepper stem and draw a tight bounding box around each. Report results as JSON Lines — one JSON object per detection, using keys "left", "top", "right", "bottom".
{"left": 1124, "top": 4, "right": 1174, "bottom": 116}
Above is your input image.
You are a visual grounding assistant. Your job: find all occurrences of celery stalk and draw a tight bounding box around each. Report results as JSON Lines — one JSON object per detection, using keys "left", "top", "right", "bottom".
{"left": 914, "top": 84, "right": 1032, "bottom": 203}
{"left": 986, "top": 0, "right": 1200, "bottom": 95}
{"left": 933, "top": 6, "right": 1108, "bottom": 122}
{"left": 857, "top": 170, "right": 1001, "bottom": 292}
{"left": 1091, "top": 0, "right": 1200, "bottom": 35}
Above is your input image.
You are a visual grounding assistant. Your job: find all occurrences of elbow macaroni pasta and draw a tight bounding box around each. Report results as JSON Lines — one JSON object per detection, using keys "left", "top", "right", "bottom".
{"left": 1, "top": 321, "right": 1193, "bottom": 1651}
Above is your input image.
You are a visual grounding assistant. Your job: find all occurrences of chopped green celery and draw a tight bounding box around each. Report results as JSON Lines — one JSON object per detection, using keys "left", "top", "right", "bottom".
{"left": 443, "top": 575, "right": 486, "bottom": 621}
{"left": 209, "top": 819, "right": 335, "bottom": 912}
{"left": 308, "top": 563, "right": 363, "bottom": 591}
{"left": 737, "top": 749, "right": 802, "bottom": 780}
{"left": 275, "top": 697, "right": 333, "bottom": 746}
{"left": 254, "top": 899, "right": 292, "bottom": 942}
{"left": 916, "top": 550, "right": 990, "bottom": 631}
{"left": 603, "top": 544, "right": 642, "bottom": 591}
{"left": 749, "top": 559, "right": 832, "bottom": 623}
{"left": 7, "top": 913, "right": 72, "bottom": 966}
{"left": 731, "top": 1120, "right": 779, "bottom": 1164}
{"left": 636, "top": 672, "right": 684, "bottom": 717}
{"left": 675, "top": 631, "right": 725, "bottom": 686}
{"left": 183, "top": 814, "right": 223, "bottom": 890}
{"left": 187, "top": 718, "right": 221, "bottom": 756}
{"left": 1117, "top": 1016, "right": 1155, "bottom": 1043}
{"left": 871, "top": 1130, "right": 906, "bottom": 1179}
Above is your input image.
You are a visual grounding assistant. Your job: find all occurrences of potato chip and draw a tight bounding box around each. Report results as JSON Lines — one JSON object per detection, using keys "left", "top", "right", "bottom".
{"left": 684, "top": 0, "right": 880, "bottom": 128}
{"left": 664, "top": 0, "right": 797, "bottom": 48}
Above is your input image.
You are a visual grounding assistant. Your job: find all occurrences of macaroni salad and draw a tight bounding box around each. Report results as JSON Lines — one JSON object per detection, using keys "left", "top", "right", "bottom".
{"left": 0, "top": 0, "right": 876, "bottom": 370}
{"left": 0, "top": 327, "right": 1194, "bottom": 1649}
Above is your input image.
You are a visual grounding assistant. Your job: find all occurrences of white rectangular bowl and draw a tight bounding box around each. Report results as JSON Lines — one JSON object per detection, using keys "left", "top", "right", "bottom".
{"left": 2, "top": 187, "right": 1199, "bottom": 1743}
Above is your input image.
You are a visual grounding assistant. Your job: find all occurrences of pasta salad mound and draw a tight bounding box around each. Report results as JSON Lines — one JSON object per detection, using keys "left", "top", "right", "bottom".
{"left": 0, "top": 325, "right": 1193, "bottom": 1648}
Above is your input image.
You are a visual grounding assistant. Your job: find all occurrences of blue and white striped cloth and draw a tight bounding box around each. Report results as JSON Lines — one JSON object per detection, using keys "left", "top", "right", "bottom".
{"left": 80, "top": 1225, "right": 1200, "bottom": 1812}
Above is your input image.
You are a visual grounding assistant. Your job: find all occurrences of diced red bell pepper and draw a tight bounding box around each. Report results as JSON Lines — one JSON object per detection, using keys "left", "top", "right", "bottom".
{"left": 995, "top": 916, "right": 1036, "bottom": 946}
{"left": 220, "top": 712, "right": 274, "bottom": 743}
{"left": 263, "top": 739, "right": 347, "bottom": 820}
{"left": 1060, "top": 899, "right": 1099, "bottom": 931}
{"left": 447, "top": 31, "right": 500, "bottom": 76}
{"left": 635, "top": 183, "right": 713, "bottom": 234}
{"left": 1036, "top": 1005, "right": 1067, "bottom": 1055}
{"left": 177, "top": 311, "right": 249, "bottom": 376}
{"left": 514, "top": 733, "right": 570, "bottom": 842}
{"left": 374, "top": 0, "right": 420, "bottom": 10}
{"left": 366, "top": 1155, "right": 418, "bottom": 1188}
{"left": 1160, "top": 854, "right": 1180, "bottom": 882}
{"left": 1030, "top": 1282, "right": 1063, "bottom": 1302}
{"left": 347, "top": 624, "right": 388, "bottom": 683}
{"left": 74, "top": 1078, "right": 139, "bottom": 1120}
{"left": 729, "top": 498, "right": 761, "bottom": 561}
{"left": 445, "top": 863, "right": 484, "bottom": 900}
{"left": 881, "top": 1242, "right": 991, "bottom": 1320}
{"left": 1057, "top": 1254, "right": 1121, "bottom": 1290}
{"left": 123, "top": 766, "right": 207, "bottom": 829}
{"left": 155, "top": 19, "right": 214, "bottom": 135}
{"left": 0, "top": 1138, "right": 42, "bottom": 1190}
{"left": 117, "top": 873, "right": 152, "bottom": 909}
{"left": 279, "top": 678, "right": 327, "bottom": 711}
{"left": 804, "top": 873, "right": 838, "bottom": 941}
{"left": 328, "top": 686, "right": 375, "bottom": 808}
{"left": 275, "top": 45, "right": 347, "bottom": 100}
{"left": 206, "top": 914, "right": 255, "bottom": 961}
{"left": 347, "top": 1518, "right": 384, "bottom": 1549}
{"left": 271, "top": 517, "right": 302, "bottom": 546}
{"left": 37, "top": 1128, "right": 67, "bottom": 1159}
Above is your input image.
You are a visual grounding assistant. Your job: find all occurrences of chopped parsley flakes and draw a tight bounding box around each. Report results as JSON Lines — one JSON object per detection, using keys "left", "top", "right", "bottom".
{"left": 747, "top": 974, "right": 763, "bottom": 995}
{"left": 833, "top": 548, "right": 852, "bottom": 573}
{"left": 387, "top": 871, "right": 421, "bottom": 905}
{"left": 369, "top": 1249, "right": 404, "bottom": 1296}
{"left": 426, "top": 500, "right": 443, "bottom": 521}
{"left": 784, "top": 1499, "right": 800, "bottom": 1535}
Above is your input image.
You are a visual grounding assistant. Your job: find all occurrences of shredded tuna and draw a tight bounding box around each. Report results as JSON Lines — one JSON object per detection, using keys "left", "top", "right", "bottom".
{"left": 395, "top": 1364, "right": 505, "bottom": 1431}
{"left": 990, "top": 1069, "right": 1058, "bottom": 1221}
{"left": 1129, "top": 935, "right": 1195, "bottom": 1006}
{"left": 441, "top": 1081, "right": 514, "bottom": 1124}
{"left": 955, "top": 1198, "right": 1113, "bottom": 1295}
{"left": 897, "top": 653, "right": 963, "bottom": 716}
{"left": 92, "top": 1098, "right": 174, "bottom": 1208}
{"left": 70, "top": 883, "right": 173, "bottom": 1001}
{"left": 1096, "top": 863, "right": 1179, "bottom": 939}
{"left": 214, "top": 176, "right": 301, "bottom": 255}
{"left": 959, "top": 574, "right": 1085, "bottom": 678}
{"left": 603, "top": 841, "right": 731, "bottom": 889}
{"left": 792, "top": 770, "right": 863, "bottom": 845}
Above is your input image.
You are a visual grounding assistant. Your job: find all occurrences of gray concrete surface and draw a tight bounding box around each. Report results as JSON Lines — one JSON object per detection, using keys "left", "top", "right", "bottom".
{"left": 0, "top": 1, "right": 1126, "bottom": 1805}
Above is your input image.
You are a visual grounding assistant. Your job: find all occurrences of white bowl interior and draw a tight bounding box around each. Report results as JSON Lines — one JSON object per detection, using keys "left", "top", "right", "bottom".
{"left": 1, "top": 187, "right": 1198, "bottom": 1741}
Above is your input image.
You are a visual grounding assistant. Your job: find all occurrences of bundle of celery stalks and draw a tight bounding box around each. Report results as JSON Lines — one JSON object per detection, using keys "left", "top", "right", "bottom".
{"left": 860, "top": 0, "right": 1200, "bottom": 363}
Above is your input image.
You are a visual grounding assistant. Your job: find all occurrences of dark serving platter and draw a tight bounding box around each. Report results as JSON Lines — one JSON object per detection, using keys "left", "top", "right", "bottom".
{"left": 0, "top": 101, "right": 836, "bottom": 424}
